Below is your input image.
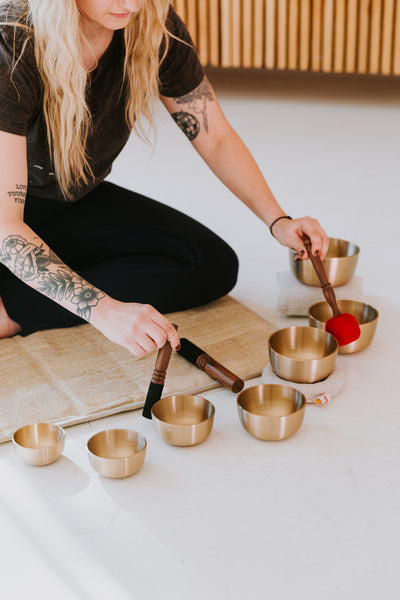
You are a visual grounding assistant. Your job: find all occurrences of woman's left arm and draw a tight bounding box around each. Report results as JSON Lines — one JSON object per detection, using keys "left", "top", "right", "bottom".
{"left": 160, "top": 76, "right": 329, "bottom": 260}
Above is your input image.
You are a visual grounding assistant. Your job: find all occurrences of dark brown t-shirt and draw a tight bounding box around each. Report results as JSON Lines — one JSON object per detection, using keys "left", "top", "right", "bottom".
{"left": 0, "top": 7, "right": 204, "bottom": 201}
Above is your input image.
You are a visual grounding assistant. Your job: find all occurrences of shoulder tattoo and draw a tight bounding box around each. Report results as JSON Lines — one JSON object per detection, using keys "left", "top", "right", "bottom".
{"left": 171, "top": 111, "right": 200, "bottom": 141}
{"left": 173, "top": 77, "right": 214, "bottom": 139}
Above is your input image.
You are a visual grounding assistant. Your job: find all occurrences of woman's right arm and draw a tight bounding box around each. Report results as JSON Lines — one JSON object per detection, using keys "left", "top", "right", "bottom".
{"left": 0, "top": 131, "right": 180, "bottom": 356}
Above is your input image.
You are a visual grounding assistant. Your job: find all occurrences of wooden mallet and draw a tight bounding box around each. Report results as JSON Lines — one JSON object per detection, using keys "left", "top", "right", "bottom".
{"left": 142, "top": 325, "right": 178, "bottom": 419}
{"left": 303, "top": 235, "right": 361, "bottom": 346}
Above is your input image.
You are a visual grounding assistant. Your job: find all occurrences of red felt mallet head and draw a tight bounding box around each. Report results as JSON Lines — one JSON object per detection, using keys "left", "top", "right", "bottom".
{"left": 325, "top": 312, "right": 361, "bottom": 346}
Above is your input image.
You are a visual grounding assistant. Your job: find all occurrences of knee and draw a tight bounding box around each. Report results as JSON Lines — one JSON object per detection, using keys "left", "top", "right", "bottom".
{"left": 220, "top": 243, "right": 239, "bottom": 293}
{"left": 204, "top": 239, "right": 239, "bottom": 298}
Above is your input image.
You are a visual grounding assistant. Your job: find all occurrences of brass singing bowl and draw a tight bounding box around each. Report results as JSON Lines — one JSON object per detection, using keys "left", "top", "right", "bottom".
{"left": 268, "top": 326, "right": 338, "bottom": 383}
{"left": 87, "top": 429, "right": 146, "bottom": 478}
{"left": 237, "top": 384, "right": 306, "bottom": 441}
{"left": 13, "top": 423, "right": 65, "bottom": 466}
{"left": 289, "top": 237, "right": 360, "bottom": 287}
{"left": 308, "top": 299, "right": 379, "bottom": 354}
{"left": 151, "top": 395, "right": 215, "bottom": 446}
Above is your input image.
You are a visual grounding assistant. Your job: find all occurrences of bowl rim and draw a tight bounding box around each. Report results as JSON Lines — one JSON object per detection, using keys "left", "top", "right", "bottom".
{"left": 151, "top": 395, "right": 215, "bottom": 426}
{"left": 289, "top": 237, "right": 360, "bottom": 260}
{"left": 87, "top": 428, "right": 147, "bottom": 461}
{"left": 237, "top": 384, "right": 306, "bottom": 418}
{"left": 12, "top": 422, "right": 66, "bottom": 450}
{"left": 308, "top": 300, "right": 379, "bottom": 324}
{"left": 268, "top": 326, "right": 338, "bottom": 362}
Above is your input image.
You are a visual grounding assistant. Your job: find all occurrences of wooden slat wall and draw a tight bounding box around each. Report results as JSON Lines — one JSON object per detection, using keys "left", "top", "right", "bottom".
{"left": 333, "top": 0, "right": 346, "bottom": 72}
{"left": 172, "top": 0, "right": 400, "bottom": 75}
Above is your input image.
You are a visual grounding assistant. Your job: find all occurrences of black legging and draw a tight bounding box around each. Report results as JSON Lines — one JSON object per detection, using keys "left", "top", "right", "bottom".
{"left": 0, "top": 181, "right": 239, "bottom": 336}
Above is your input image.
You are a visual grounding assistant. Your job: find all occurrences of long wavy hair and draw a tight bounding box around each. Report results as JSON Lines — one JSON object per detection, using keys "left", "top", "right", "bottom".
{"left": 0, "top": 0, "right": 171, "bottom": 198}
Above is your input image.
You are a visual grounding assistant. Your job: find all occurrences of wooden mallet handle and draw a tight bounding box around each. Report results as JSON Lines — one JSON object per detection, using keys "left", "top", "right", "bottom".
{"left": 150, "top": 343, "right": 173, "bottom": 385}
{"left": 303, "top": 234, "right": 341, "bottom": 317}
{"left": 150, "top": 323, "right": 179, "bottom": 384}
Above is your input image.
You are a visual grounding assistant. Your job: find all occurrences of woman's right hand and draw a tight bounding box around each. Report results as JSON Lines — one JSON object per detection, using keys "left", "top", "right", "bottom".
{"left": 91, "top": 297, "right": 180, "bottom": 358}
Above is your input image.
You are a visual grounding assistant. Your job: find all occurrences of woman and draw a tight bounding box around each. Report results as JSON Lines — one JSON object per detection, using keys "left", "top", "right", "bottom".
{"left": 0, "top": 0, "right": 329, "bottom": 357}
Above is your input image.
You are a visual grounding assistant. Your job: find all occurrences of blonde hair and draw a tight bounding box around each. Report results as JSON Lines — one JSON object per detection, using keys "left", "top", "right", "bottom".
{"left": 0, "top": 0, "right": 171, "bottom": 198}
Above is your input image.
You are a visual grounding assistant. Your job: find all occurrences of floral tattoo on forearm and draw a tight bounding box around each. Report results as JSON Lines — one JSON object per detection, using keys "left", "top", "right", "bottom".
{"left": 171, "top": 77, "right": 214, "bottom": 141}
{"left": 0, "top": 235, "right": 104, "bottom": 321}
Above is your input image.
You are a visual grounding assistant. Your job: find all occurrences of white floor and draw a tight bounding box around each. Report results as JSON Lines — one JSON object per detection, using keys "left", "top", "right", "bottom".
{"left": 1, "top": 69, "right": 400, "bottom": 599}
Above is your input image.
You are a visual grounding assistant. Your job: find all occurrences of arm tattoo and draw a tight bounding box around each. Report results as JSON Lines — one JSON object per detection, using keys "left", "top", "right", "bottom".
{"left": 0, "top": 235, "right": 104, "bottom": 322}
{"left": 6, "top": 184, "right": 27, "bottom": 205}
{"left": 173, "top": 77, "right": 214, "bottom": 139}
{"left": 171, "top": 112, "right": 200, "bottom": 141}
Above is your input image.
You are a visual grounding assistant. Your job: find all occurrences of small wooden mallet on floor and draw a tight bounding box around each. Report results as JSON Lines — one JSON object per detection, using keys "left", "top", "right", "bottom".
{"left": 177, "top": 338, "right": 244, "bottom": 393}
{"left": 303, "top": 234, "right": 361, "bottom": 346}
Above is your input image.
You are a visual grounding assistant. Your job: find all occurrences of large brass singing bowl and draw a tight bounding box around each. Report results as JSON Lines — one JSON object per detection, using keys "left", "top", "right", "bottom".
{"left": 237, "top": 384, "right": 306, "bottom": 441}
{"left": 268, "top": 326, "right": 338, "bottom": 383}
{"left": 151, "top": 394, "right": 215, "bottom": 446}
{"left": 308, "top": 299, "right": 378, "bottom": 354}
{"left": 87, "top": 429, "right": 146, "bottom": 478}
{"left": 13, "top": 423, "right": 65, "bottom": 466}
{"left": 289, "top": 237, "right": 360, "bottom": 287}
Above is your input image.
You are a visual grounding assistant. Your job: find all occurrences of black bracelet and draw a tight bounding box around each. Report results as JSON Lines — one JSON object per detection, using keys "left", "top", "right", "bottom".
{"left": 269, "top": 215, "right": 293, "bottom": 237}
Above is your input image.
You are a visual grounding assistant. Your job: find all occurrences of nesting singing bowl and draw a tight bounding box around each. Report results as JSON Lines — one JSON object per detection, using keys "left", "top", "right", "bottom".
{"left": 237, "top": 384, "right": 306, "bottom": 441}
{"left": 87, "top": 429, "right": 146, "bottom": 478}
{"left": 308, "top": 299, "right": 378, "bottom": 354}
{"left": 268, "top": 326, "right": 338, "bottom": 383}
{"left": 151, "top": 394, "right": 215, "bottom": 447}
{"left": 12, "top": 423, "right": 65, "bottom": 466}
{"left": 289, "top": 237, "right": 360, "bottom": 287}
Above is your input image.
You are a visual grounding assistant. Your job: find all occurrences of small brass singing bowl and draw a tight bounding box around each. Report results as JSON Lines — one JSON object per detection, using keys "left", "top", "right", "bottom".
{"left": 289, "top": 237, "right": 360, "bottom": 287}
{"left": 87, "top": 429, "right": 146, "bottom": 478}
{"left": 151, "top": 395, "right": 215, "bottom": 447}
{"left": 12, "top": 423, "right": 65, "bottom": 466}
{"left": 308, "top": 299, "right": 379, "bottom": 354}
{"left": 237, "top": 384, "right": 306, "bottom": 441}
{"left": 268, "top": 326, "right": 338, "bottom": 383}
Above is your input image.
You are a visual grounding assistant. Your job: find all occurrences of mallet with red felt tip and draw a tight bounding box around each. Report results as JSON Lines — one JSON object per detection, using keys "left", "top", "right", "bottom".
{"left": 303, "top": 235, "right": 361, "bottom": 346}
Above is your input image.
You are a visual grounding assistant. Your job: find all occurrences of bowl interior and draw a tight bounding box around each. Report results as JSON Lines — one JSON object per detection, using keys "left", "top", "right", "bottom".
{"left": 324, "top": 238, "right": 360, "bottom": 260}
{"left": 309, "top": 300, "right": 378, "bottom": 325}
{"left": 13, "top": 423, "right": 65, "bottom": 449}
{"left": 152, "top": 395, "right": 214, "bottom": 426}
{"left": 238, "top": 385, "right": 305, "bottom": 418}
{"left": 87, "top": 429, "right": 146, "bottom": 460}
{"left": 269, "top": 327, "right": 337, "bottom": 360}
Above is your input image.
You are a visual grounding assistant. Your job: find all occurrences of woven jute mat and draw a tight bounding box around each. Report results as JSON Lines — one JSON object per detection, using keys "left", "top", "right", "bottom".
{"left": 0, "top": 296, "right": 276, "bottom": 443}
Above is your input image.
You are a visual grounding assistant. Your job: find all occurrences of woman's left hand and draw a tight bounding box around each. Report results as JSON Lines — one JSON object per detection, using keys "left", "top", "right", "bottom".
{"left": 271, "top": 216, "right": 330, "bottom": 260}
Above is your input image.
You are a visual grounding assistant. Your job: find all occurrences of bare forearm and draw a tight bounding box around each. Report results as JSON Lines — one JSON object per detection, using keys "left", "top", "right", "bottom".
{"left": 194, "top": 126, "right": 286, "bottom": 227}
{"left": 161, "top": 78, "right": 286, "bottom": 227}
